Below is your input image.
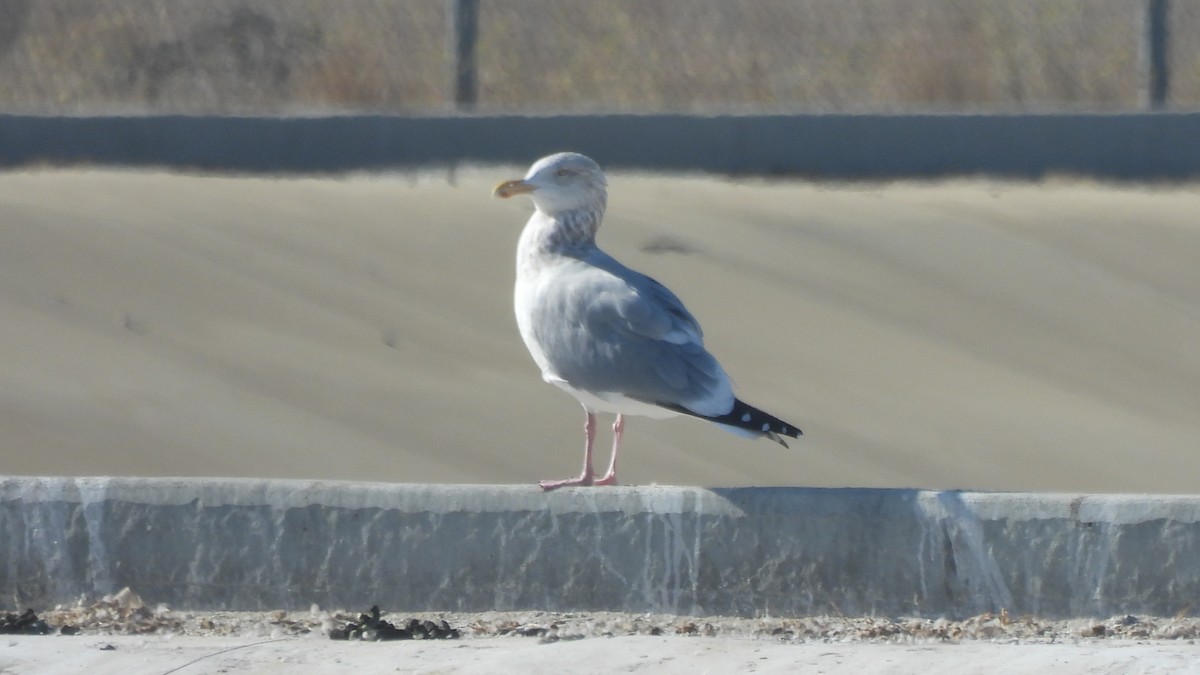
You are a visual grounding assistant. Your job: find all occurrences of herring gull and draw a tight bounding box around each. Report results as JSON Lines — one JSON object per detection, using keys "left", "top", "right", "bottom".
{"left": 493, "top": 152, "right": 802, "bottom": 490}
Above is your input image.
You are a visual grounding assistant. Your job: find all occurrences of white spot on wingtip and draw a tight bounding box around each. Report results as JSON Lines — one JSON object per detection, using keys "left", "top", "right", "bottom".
{"left": 761, "top": 423, "right": 770, "bottom": 432}
{"left": 741, "top": 413, "right": 752, "bottom": 422}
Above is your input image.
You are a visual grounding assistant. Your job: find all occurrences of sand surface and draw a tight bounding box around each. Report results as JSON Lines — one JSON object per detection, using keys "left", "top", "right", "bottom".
{"left": 1, "top": 169, "right": 1198, "bottom": 492}
{"left": 5, "top": 634, "right": 1199, "bottom": 675}
{"left": 4, "top": 605, "right": 1200, "bottom": 674}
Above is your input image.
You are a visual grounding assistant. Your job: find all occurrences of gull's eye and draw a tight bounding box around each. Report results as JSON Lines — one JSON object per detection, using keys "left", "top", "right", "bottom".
{"left": 556, "top": 168, "right": 573, "bottom": 177}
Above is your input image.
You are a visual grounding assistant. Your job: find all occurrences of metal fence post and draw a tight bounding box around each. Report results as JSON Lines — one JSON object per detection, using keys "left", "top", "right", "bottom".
{"left": 447, "top": 0, "right": 479, "bottom": 111}
{"left": 1143, "top": 0, "right": 1170, "bottom": 110}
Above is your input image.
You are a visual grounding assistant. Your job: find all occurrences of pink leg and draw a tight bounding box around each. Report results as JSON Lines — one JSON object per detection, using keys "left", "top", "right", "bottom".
{"left": 539, "top": 411, "right": 598, "bottom": 491}
{"left": 594, "top": 414, "right": 623, "bottom": 486}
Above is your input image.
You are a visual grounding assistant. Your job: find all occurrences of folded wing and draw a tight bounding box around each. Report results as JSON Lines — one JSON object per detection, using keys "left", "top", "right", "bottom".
{"left": 529, "top": 252, "right": 735, "bottom": 418}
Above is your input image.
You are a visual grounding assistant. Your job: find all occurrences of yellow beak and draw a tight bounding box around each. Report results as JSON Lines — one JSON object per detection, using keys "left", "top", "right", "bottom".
{"left": 493, "top": 179, "right": 536, "bottom": 199}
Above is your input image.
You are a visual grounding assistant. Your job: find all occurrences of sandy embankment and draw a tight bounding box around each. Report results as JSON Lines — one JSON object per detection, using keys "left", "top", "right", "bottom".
{"left": 1, "top": 170, "right": 1198, "bottom": 492}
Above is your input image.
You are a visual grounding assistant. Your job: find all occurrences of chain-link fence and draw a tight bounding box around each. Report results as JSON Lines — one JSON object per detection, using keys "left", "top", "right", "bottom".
{"left": 1, "top": 0, "right": 1198, "bottom": 114}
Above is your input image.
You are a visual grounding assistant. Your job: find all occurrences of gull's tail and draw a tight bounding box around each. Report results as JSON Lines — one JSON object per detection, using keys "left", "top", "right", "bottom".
{"left": 661, "top": 398, "right": 802, "bottom": 448}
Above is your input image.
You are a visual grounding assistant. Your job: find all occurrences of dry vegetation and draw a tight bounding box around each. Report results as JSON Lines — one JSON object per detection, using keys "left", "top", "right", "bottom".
{"left": 0, "top": 0, "right": 1197, "bottom": 114}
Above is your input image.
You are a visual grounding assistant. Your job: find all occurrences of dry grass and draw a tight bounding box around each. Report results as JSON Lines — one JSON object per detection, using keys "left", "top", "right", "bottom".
{"left": 0, "top": 0, "right": 1197, "bottom": 114}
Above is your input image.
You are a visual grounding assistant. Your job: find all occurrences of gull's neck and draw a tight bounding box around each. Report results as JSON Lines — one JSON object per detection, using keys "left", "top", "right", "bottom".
{"left": 517, "top": 205, "right": 604, "bottom": 273}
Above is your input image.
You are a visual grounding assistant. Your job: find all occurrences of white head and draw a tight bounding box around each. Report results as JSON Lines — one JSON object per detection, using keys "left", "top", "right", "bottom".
{"left": 493, "top": 152, "right": 608, "bottom": 218}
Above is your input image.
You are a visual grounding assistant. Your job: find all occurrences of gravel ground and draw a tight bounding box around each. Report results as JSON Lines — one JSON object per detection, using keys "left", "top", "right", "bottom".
{"left": 5, "top": 590, "right": 1200, "bottom": 674}
{"left": 10, "top": 588, "right": 1200, "bottom": 644}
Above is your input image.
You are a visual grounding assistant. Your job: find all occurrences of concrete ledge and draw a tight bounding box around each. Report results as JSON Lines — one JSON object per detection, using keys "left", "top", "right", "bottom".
{"left": 2, "top": 477, "right": 1198, "bottom": 618}
{"left": 3, "top": 113, "right": 1200, "bottom": 178}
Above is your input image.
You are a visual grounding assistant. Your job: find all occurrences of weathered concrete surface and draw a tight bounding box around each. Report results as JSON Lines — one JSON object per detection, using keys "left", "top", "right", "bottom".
{"left": 3, "top": 477, "right": 1197, "bottom": 618}
{"left": 3, "top": 113, "right": 1200, "bottom": 178}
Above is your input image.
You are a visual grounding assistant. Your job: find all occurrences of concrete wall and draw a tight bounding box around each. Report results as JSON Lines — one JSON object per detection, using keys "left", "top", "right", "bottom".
{"left": 3, "top": 477, "right": 1198, "bottom": 618}
{"left": 2, "top": 113, "right": 1200, "bottom": 178}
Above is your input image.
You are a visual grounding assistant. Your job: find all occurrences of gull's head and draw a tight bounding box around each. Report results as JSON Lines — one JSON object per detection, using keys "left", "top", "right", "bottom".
{"left": 493, "top": 152, "right": 607, "bottom": 217}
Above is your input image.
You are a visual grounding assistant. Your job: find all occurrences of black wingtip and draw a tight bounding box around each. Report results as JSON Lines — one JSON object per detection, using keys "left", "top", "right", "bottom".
{"left": 658, "top": 398, "right": 802, "bottom": 445}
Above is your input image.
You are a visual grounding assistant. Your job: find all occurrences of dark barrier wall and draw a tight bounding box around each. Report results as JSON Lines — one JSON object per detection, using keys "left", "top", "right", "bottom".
{"left": 2, "top": 113, "right": 1199, "bottom": 178}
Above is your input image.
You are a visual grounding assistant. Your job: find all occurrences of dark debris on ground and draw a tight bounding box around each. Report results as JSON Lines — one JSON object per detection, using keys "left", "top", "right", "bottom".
{"left": 0, "top": 609, "right": 78, "bottom": 636}
{"left": 329, "top": 605, "right": 460, "bottom": 641}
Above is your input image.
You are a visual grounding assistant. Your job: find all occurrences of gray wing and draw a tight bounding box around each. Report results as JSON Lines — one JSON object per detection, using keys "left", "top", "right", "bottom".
{"left": 529, "top": 252, "right": 735, "bottom": 416}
